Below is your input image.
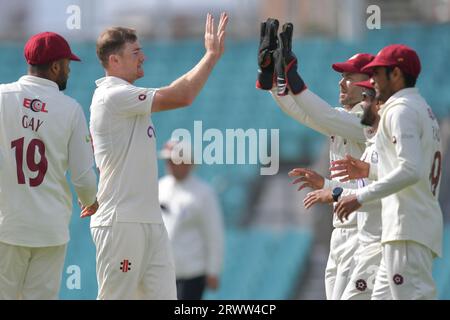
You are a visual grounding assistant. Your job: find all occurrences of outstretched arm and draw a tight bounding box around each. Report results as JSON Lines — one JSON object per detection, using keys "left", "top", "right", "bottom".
{"left": 152, "top": 13, "right": 229, "bottom": 112}
{"left": 289, "top": 90, "right": 366, "bottom": 142}
{"left": 271, "top": 90, "right": 332, "bottom": 136}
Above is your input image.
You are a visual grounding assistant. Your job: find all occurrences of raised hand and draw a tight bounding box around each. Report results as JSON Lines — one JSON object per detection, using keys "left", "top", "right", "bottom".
{"left": 288, "top": 168, "right": 324, "bottom": 191}
{"left": 329, "top": 154, "right": 370, "bottom": 182}
{"left": 204, "top": 12, "right": 229, "bottom": 60}
{"left": 256, "top": 18, "right": 279, "bottom": 90}
{"left": 273, "top": 22, "right": 306, "bottom": 95}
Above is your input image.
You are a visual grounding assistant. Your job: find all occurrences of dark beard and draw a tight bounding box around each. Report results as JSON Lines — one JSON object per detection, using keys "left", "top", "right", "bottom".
{"left": 361, "top": 106, "right": 376, "bottom": 126}
{"left": 58, "top": 79, "right": 67, "bottom": 91}
{"left": 56, "top": 66, "right": 68, "bottom": 91}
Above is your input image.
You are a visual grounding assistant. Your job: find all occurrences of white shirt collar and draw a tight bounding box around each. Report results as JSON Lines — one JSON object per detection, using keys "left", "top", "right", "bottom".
{"left": 95, "top": 76, "right": 131, "bottom": 87}
{"left": 384, "top": 87, "right": 419, "bottom": 107}
{"left": 19, "top": 75, "right": 59, "bottom": 90}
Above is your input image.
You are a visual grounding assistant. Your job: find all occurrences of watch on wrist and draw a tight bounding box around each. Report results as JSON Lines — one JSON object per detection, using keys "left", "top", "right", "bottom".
{"left": 332, "top": 187, "right": 343, "bottom": 202}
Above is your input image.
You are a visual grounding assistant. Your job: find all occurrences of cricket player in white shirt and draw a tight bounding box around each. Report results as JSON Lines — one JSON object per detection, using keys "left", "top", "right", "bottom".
{"left": 0, "top": 32, "right": 98, "bottom": 299}
{"left": 89, "top": 13, "right": 228, "bottom": 300}
{"left": 158, "top": 140, "right": 224, "bottom": 300}
{"left": 335, "top": 44, "right": 444, "bottom": 300}
{"left": 256, "top": 19, "right": 374, "bottom": 299}
{"left": 301, "top": 80, "right": 383, "bottom": 299}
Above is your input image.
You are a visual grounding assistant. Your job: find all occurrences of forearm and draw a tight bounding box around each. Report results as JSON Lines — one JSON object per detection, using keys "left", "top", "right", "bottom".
{"left": 72, "top": 168, "right": 97, "bottom": 207}
{"left": 153, "top": 53, "right": 218, "bottom": 111}
{"left": 290, "top": 90, "right": 366, "bottom": 142}
{"left": 270, "top": 89, "right": 329, "bottom": 135}
{"left": 357, "top": 163, "right": 420, "bottom": 204}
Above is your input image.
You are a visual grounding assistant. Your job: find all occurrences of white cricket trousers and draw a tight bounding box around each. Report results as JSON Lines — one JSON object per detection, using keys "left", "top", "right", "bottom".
{"left": 341, "top": 241, "right": 382, "bottom": 300}
{"left": 91, "top": 221, "right": 177, "bottom": 300}
{"left": 371, "top": 240, "right": 436, "bottom": 300}
{"left": 325, "top": 226, "right": 359, "bottom": 300}
{"left": 0, "top": 241, "right": 66, "bottom": 299}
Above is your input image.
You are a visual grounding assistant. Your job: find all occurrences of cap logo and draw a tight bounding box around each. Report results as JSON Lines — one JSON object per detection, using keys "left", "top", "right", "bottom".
{"left": 398, "top": 57, "right": 404, "bottom": 62}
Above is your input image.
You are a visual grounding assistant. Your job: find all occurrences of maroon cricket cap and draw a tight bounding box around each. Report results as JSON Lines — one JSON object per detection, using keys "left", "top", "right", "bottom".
{"left": 353, "top": 80, "right": 374, "bottom": 90}
{"left": 332, "top": 53, "right": 375, "bottom": 76}
{"left": 361, "top": 44, "right": 421, "bottom": 79}
{"left": 24, "top": 32, "right": 81, "bottom": 65}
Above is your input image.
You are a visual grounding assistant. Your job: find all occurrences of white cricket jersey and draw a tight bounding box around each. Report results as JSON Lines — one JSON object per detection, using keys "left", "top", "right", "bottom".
{"left": 356, "top": 88, "right": 443, "bottom": 257}
{"left": 0, "top": 75, "right": 97, "bottom": 247}
{"left": 159, "top": 174, "right": 224, "bottom": 278}
{"left": 342, "top": 133, "right": 382, "bottom": 244}
{"left": 90, "top": 76, "right": 162, "bottom": 227}
{"left": 271, "top": 89, "right": 366, "bottom": 227}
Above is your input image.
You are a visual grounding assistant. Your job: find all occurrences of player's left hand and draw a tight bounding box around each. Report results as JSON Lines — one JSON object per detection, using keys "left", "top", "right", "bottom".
{"left": 303, "top": 189, "right": 333, "bottom": 209}
{"left": 204, "top": 12, "right": 229, "bottom": 60}
{"left": 330, "top": 154, "right": 370, "bottom": 182}
{"left": 334, "top": 194, "right": 361, "bottom": 222}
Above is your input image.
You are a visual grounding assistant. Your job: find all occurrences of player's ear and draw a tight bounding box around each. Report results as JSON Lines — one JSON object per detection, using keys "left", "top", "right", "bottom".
{"left": 393, "top": 66, "right": 404, "bottom": 83}
{"left": 108, "top": 53, "right": 120, "bottom": 68}
{"left": 49, "top": 60, "right": 61, "bottom": 76}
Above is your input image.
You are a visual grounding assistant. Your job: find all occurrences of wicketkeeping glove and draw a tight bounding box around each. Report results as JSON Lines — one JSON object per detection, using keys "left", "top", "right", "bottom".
{"left": 256, "top": 18, "right": 279, "bottom": 90}
{"left": 273, "top": 23, "right": 307, "bottom": 96}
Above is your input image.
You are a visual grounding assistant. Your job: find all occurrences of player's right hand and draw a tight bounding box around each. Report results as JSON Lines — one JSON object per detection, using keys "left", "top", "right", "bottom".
{"left": 288, "top": 168, "right": 325, "bottom": 191}
{"left": 80, "top": 199, "right": 99, "bottom": 218}
{"left": 256, "top": 18, "right": 279, "bottom": 90}
{"left": 329, "top": 154, "right": 370, "bottom": 182}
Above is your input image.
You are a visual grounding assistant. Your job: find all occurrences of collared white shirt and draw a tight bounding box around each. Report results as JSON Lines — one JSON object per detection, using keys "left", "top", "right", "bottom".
{"left": 356, "top": 88, "right": 443, "bottom": 257}
{"left": 0, "top": 75, "right": 97, "bottom": 246}
{"left": 159, "top": 174, "right": 224, "bottom": 278}
{"left": 90, "top": 76, "right": 162, "bottom": 226}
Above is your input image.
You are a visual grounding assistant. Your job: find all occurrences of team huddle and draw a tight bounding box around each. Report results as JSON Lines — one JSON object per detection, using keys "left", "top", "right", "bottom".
{"left": 0, "top": 12, "right": 444, "bottom": 300}
{"left": 258, "top": 18, "right": 443, "bottom": 300}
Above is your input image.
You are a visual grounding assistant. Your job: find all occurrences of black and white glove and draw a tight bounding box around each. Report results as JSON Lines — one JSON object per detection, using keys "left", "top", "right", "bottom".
{"left": 256, "top": 18, "right": 279, "bottom": 90}
{"left": 273, "top": 23, "right": 307, "bottom": 96}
